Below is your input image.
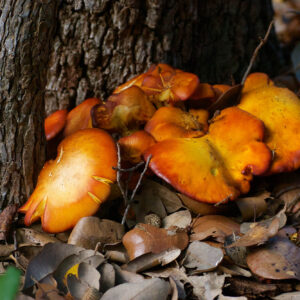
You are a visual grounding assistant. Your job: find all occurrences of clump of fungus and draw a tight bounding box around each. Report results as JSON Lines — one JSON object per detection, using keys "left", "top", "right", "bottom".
{"left": 19, "top": 129, "right": 117, "bottom": 233}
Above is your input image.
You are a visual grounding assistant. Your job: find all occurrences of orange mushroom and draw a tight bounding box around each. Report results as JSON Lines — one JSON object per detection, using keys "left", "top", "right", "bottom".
{"left": 145, "top": 106, "right": 207, "bottom": 142}
{"left": 144, "top": 107, "right": 271, "bottom": 204}
{"left": 63, "top": 98, "right": 101, "bottom": 137}
{"left": 19, "top": 128, "right": 117, "bottom": 233}
{"left": 92, "top": 86, "right": 156, "bottom": 136}
{"left": 118, "top": 130, "right": 156, "bottom": 164}
{"left": 44, "top": 109, "right": 68, "bottom": 141}
{"left": 141, "top": 65, "right": 200, "bottom": 104}
{"left": 213, "top": 84, "right": 232, "bottom": 98}
{"left": 238, "top": 73, "right": 300, "bottom": 174}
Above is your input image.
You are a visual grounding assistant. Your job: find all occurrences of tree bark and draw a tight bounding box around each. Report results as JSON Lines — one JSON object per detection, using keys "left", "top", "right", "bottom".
{"left": 45, "top": 0, "right": 286, "bottom": 115}
{"left": 0, "top": 0, "right": 58, "bottom": 209}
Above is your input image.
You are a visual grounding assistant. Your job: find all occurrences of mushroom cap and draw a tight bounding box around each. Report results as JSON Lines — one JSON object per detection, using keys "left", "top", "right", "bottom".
{"left": 239, "top": 76, "right": 300, "bottom": 174}
{"left": 145, "top": 106, "right": 207, "bottom": 142}
{"left": 190, "top": 83, "right": 216, "bottom": 101}
{"left": 144, "top": 107, "right": 271, "bottom": 204}
{"left": 63, "top": 98, "right": 101, "bottom": 137}
{"left": 118, "top": 130, "right": 156, "bottom": 164}
{"left": 44, "top": 109, "right": 68, "bottom": 141}
{"left": 242, "top": 72, "right": 274, "bottom": 93}
{"left": 19, "top": 128, "right": 117, "bottom": 233}
{"left": 141, "top": 67, "right": 200, "bottom": 103}
{"left": 92, "top": 86, "right": 156, "bottom": 135}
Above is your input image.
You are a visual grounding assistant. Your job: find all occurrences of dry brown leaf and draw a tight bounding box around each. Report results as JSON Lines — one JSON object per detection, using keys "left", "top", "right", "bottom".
{"left": 247, "top": 235, "right": 300, "bottom": 280}
{"left": 123, "top": 249, "right": 181, "bottom": 273}
{"left": 35, "top": 283, "right": 65, "bottom": 300}
{"left": 236, "top": 191, "right": 270, "bottom": 221}
{"left": 0, "top": 244, "right": 15, "bottom": 258}
{"left": 99, "top": 263, "right": 115, "bottom": 293}
{"left": 16, "top": 228, "right": 59, "bottom": 246}
{"left": 272, "top": 291, "right": 300, "bottom": 300}
{"left": 122, "top": 223, "right": 188, "bottom": 260}
{"left": 228, "top": 207, "right": 287, "bottom": 248}
{"left": 188, "top": 272, "right": 229, "bottom": 300}
{"left": 162, "top": 210, "right": 192, "bottom": 229}
{"left": 101, "top": 278, "right": 170, "bottom": 300}
{"left": 68, "top": 217, "right": 125, "bottom": 249}
{"left": 0, "top": 204, "right": 18, "bottom": 241}
{"left": 105, "top": 244, "right": 129, "bottom": 264}
{"left": 224, "top": 235, "right": 249, "bottom": 268}
{"left": 132, "top": 180, "right": 170, "bottom": 224}
{"left": 178, "top": 193, "right": 230, "bottom": 215}
{"left": 113, "top": 264, "right": 145, "bottom": 284}
{"left": 183, "top": 241, "right": 224, "bottom": 273}
{"left": 191, "top": 215, "right": 240, "bottom": 243}
{"left": 144, "top": 267, "right": 188, "bottom": 282}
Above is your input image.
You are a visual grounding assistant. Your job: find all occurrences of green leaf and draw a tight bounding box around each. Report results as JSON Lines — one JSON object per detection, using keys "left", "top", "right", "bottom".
{"left": 0, "top": 266, "right": 21, "bottom": 300}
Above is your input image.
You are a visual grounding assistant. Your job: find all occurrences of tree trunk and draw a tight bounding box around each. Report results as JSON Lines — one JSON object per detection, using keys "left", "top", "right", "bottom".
{"left": 0, "top": 0, "right": 286, "bottom": 209}
{"left": 45, "top": 0, "right": 286, "bottom": 115}
{"left": 0, "top": 0, "right": 58, "bottom": 209}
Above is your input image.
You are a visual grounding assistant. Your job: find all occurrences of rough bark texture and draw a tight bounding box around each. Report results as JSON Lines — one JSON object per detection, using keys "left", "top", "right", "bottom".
{"left": 45, "top": 0, "right": 286, "bottom": 115}
{"left": 0, "top": 0, "right": 58, "bottom": 209}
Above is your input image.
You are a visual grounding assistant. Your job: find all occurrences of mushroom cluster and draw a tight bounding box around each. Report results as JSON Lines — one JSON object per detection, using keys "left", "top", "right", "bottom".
{"left": 20, "top": 64, "right": 300, "bottom": 232}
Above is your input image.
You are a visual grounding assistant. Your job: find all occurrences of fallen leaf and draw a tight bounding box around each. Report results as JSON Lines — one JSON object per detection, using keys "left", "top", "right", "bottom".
{"left": 23, "top": 242, "right": 84, "bottom": 289}
{"left": 135, "top": 180, "right": 183, "bottom": 214}
{"left": 218, "top": 264, "right": 252, "bottom": 277}
{"left": 77, "top": 262, "right": 100, "bottom": 290}
{"left": 228, "top": 207, "right": 287, "bottom": 248}
{"left": 66, "top": 274, "right": 91, "bottom": 300}
{"left": 191, "top": 215, "right": 240, "bottom": 243}
{"left": 101, "top": 278, "right": 170, "bottom": 300}
{"left": 247, "top": 235, "right": 300, "bottom": 280}
{"left": 53, "top": 249, "right": 103, "bottom": 293}
{"left": 178, "top": 193, "right": 229, "bottom": 215}
{"left": 162, "top": 210, "right": 192, "bottom": 229}
{"left": 123, "top": 249, "right": 181, "bottom": 273}
{"left": 113, "top": 264, "right": 145, "bottom": 284}
{"left": 183, "top": 241, "right": 224, "bottom": 273}
{"left": 68, "top": 217, "right": 125, "bottom": 249}
{"left": 105, "top": 244, "right": 129, "bottom": 264}
{"left": 224, "top": 235, "right": 249, "bottom": 268}
{"left": 236, "top": 191, "right": 270, "bottom": 221}
{"left": 35, "top": 283, "right": 65, "bottom": 300}
{"left": 0, "top": 245, "right": 15, "bottom": 258}
{"left": 99, "top": 263, "right": 115, "bottom": 293}
{"left": 169, "top": 276, "right": 186, "bottom": 300}
{"left": 0, "top": 204, "right": 18, "bottom": 241}
{"left": 273, "top": 291, "right": 300, "bottom": 300}
{"left": 122, "top": 223, "right": 188, "bottom": 260}
{"left": 218, "top": 295, "right": 247, "bottom": 300}
{"left": 188, "top": 272, "right": 229, "bottom": 300}
{"left": 132, "top": 180, "right": 169, "bottom": 223}
{"left": 144, "top": 267, "right": 188, "bottom": 282}
{"left": 16, "top": 228, "right": 59, "bottom": 246}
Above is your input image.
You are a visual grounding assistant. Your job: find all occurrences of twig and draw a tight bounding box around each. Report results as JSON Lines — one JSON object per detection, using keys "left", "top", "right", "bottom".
{"left": 121, "top": 155, "right": 152, "bottom": 225}
{"left": 241, "top": 20, "right": 274, "bottom": 85}
{"left": 113, "top": 161, "right": 144, "bottom": 172}
{"left": 116, "top": 143, "right": 128, "bottom": 205}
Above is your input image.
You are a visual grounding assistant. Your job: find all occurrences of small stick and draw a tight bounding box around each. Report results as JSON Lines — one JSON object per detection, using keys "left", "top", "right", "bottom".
{"left": 241, "top": 20, "right": 274, "bottom": 85}
{"left": 113, "top": 161, "right": 144, "bottom": 172}
{"left": 116, "top": 143, "right": 128, "bottom": 205}
{"left": 121, "top": 155, "right": 152, "bottom": 225}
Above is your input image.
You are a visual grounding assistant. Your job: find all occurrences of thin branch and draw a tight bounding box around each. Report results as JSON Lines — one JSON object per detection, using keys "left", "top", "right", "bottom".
{"left": 116, "top": 143, "right": 128, "bottom": 205}
{"left": 121, "top": 155, "right": 152, "bottom": 225}
{"left": 241, "top": 20, "right": 274, "bottom": 85}
{"left": 113, "top": 161, "right": 144, "bottom": 172}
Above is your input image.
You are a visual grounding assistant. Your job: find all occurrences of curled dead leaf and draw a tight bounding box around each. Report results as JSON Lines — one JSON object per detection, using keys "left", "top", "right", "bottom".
{"left": 122, "top": 223, "right": 188, "bottom": 260}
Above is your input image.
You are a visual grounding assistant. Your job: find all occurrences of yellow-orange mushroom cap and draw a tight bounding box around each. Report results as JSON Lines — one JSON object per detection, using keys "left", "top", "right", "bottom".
{"left": 19, "top": 128, "right": 117, "bottom": 233}
{"left": 44, "top": 109, "right": 68, "bottom": 141}
{"left": 239, "top": 73, "right": 300, "bottom": 174}
{"left": 144, "top": 107, "right": 271, "bottom": 204}
{"left": 118, "top": 130, "right": 156, "bottom": 164}
{"left": 141, "top": 65, "right": 200, "bottom": 103}
{"left": 63, "top": 98, "right": 101, "bottom": 137}
{"left": 92, "top": 86, "right": 156, "bottom": 136}
{"left": 145, "top": 106, "right": 207, "bottom": 142}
